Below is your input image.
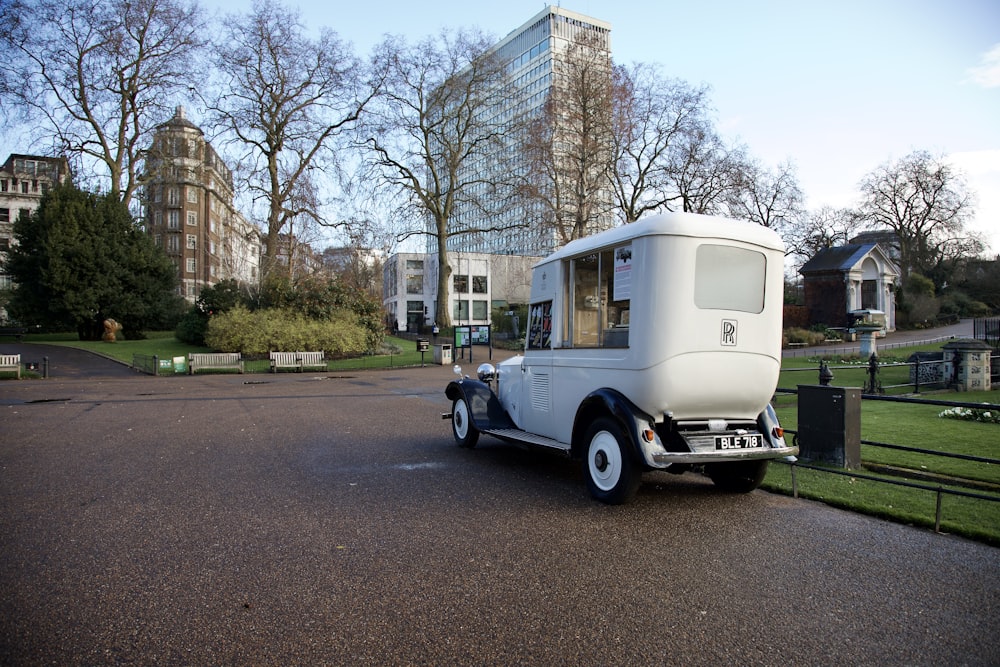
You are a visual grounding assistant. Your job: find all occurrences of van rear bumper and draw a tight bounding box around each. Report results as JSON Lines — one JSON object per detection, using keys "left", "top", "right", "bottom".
{"left": 651, "top": 445, "right": 798, "bottom": 466}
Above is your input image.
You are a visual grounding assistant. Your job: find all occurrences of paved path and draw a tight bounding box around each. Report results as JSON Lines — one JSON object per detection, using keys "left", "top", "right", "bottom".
{"left": 782, "top": 319, "right": 974, "bottom": 358}
{"left": 0, "top": 351, "right": 997, "bottom": 665}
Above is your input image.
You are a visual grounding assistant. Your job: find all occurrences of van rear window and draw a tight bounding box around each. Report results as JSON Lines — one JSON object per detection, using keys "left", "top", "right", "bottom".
{"left": 694, "top": 244, "right": 766, "bottom": 313}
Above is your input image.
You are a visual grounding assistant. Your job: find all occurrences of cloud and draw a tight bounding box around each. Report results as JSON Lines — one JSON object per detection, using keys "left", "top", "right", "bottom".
{"left": 965, "top": 44, "right": 1000, "bottom": 88}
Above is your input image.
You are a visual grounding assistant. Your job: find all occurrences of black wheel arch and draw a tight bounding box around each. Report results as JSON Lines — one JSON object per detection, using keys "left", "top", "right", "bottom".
{"left": 445, "top": 379, "right": 514, "bottom": 431}
{"left": 571, "top": 388, "right": 653, "bottom": 466}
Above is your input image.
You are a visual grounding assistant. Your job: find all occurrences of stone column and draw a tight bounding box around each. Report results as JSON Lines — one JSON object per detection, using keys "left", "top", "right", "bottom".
{"left": 942, "top": 339, "right": 993, "bottom": 392}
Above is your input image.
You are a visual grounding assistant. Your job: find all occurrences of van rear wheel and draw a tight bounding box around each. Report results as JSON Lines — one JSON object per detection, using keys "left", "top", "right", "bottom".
{"left": 583, "top": 418, "right": 640, "bottom": 504}
{"left": 706, "top": 460, "right": 769, "bottom": 493}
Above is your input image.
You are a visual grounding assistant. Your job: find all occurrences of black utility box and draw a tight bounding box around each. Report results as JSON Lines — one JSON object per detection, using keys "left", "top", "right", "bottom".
{"left": 797, "top": 385, "right": 861, "bottom": 468}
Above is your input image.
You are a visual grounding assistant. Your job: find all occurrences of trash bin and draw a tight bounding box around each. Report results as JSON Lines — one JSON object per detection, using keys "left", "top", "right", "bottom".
{"left": 433, "top": 344, "right": 452, "bottom": 365}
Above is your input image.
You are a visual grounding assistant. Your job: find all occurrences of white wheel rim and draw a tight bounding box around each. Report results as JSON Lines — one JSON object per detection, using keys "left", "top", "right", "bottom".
{"left": 454, "top": 400, "right": 470, "bottom": 440}
{"left": 588, "top": 430, "right": 622, "bottom": 492}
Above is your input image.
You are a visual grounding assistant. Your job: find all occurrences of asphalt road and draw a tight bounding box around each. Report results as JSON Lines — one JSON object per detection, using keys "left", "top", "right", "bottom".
{"left": 1, "top": 359, "right": 997, "bottom": 666}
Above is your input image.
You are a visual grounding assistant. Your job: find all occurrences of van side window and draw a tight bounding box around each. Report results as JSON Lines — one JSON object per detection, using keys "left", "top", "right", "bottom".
{"left": 566, "top": 247, "right": 630, "bottom": 348}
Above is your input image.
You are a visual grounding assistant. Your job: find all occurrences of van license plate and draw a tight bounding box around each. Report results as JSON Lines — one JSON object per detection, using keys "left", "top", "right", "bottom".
{"left": 715, "top": 434, "right": 763, "bottom": 450}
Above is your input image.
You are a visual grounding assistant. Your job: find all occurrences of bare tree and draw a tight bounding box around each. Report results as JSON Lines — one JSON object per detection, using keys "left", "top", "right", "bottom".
{"left": 670, "top": 128, "right": 743, "bottom": 215}
{"left": 361, "top": 29, "right": 513, "bottom": 328}
{"left": 609, "top": 63, "right": 712, "bottom": 222}
{"left": 522, "top": 32, "right": 615, "bottom": 243}
{"left": 783, "top": 205, "right": 861, "bottom": 266}
{"left": 205, "top": 0, "right": 379, "bottom": 282}
{"left": 857, "top": 150, "right": 981, "bottom": 283}
{"left": 3, "top": 0, "right": 205, "bottom": 209}
{"left": 725, "top": 157, "right": 804, "bottom": 233}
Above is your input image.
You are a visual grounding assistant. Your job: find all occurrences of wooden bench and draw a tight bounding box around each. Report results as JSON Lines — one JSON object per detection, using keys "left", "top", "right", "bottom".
{"left": 298, "top": 351, "right": 326, "bottom": 372}
{"left": 188, "top": 352, "right": 244, "bottom": 374}
{"left": 0, "top": 354, "right": 20, "bottom": 379}
{"left": 270, "top": 351, "right": 326, "bottom": 372}
{"left": 270, "top": 351, "right": 300, "bottom": 372}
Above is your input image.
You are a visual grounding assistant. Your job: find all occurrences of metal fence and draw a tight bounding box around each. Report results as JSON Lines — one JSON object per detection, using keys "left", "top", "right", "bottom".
{"left": 773, "top": 390, "right": 1000, "bottom": 535}
{"left": 975, "top": 317, "right": 1000, "bottom": 348}
{"left": 782, "top": 353, "right": 999, "bottom": 394}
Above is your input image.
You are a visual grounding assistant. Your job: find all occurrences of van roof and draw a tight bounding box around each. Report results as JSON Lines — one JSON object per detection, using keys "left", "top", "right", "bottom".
{"left": 535, "top": 213, "right": 785, "bottom": 267}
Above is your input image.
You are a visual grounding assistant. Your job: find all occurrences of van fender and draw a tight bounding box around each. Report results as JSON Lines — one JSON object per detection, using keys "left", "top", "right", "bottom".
{"left": 445, "top": 379, "right": 515, "bottom": 431}
{"left": 571, "top": 388, "right": 658, "bottom": 468}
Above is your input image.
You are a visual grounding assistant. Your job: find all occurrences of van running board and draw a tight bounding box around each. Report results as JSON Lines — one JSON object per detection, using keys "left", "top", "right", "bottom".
{"left": 482, "top": 428, "right": 572, "bottom": 453}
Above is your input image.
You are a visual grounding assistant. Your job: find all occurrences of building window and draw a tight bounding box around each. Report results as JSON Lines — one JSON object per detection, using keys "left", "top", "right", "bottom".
{"left": 154, "top": 186, "right": 162, "bottom": 202}
{"left": 167, "top": 235, "right": 180, "bottom": 252}
{"left": 405, "top": 259, "right": 424, "bottom": 270}
{"left": 20, "top": 181, "right": 28, "bottom": 194}
{"left": 153, "top": 210, "right": 162, "bottom": 226}
{"left": 0, "top": 208, "right": 8, "bottom": 223}
{"left": 168, "top": 211, "right": 180, "bottom": 229}
{"left": 453, "top": 274, "right": 469, "bottom": 293}
{"left": 186, "top": 258, "right": 196, "bottom": 273}
{"left": 0, "top": 237, "right": 10, "bottom": 252}
{"left": 453, "top": 299, "right": 470, "bottom": 321}
{"left": 187, "top": 211, "right": 197, "bottom": 226}
{"left": 472, "top": 275, "right": 488, "bottom": 293}
{"left": 861, "top": 280, "right": 878, "bottom": 310}
{"left": 186, "top": 234, "right": 197, "bottom": 250}
{"left": 168, "top": 188, "right": 179, "bottom": 206}
{"left": 0, "top": 180, "right": 7, "bottom": 192}
{"left": 406, "top": 275, "right": 423, "bottom": 294}
{"left": 187, "top": 187, "right": 198, "bottom": 203}
{"left": 473, "top": 300, "right": 488, "bottom": 320}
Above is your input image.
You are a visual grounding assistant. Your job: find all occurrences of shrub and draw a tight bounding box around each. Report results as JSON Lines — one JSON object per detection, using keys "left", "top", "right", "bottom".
{"left": 175, "top": 308, "right": 209, "bottom": 346}
{"left": 205, "top": 306, "right": 368, "bottom": 356}
{"left": 783, "top": 327, "right": 827, "bottom": 347}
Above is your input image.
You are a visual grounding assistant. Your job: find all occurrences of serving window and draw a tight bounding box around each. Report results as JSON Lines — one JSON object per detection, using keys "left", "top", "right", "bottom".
{"left": 564, "top": 246, "right": 631, "bottom": 348}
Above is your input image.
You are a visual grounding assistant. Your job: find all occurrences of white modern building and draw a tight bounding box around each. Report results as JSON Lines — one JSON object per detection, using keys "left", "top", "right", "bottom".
{"left": 383, "top": 252, "right": 536, "bottom": 333}
{"left": 437, "top": 6, "right": 615, "bottom": 257}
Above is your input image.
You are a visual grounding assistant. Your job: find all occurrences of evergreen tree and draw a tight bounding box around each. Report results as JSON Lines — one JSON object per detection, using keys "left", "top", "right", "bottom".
{"left": 6, "top": 184, "right": 180, "bottom": 339}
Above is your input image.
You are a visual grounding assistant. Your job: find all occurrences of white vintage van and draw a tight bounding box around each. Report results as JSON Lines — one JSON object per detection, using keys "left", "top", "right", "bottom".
{"left": 445, "top": 212, "right": 797, "bottom": 503}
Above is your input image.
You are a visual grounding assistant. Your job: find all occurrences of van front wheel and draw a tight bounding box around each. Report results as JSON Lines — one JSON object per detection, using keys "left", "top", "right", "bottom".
{"left": 583, "top": 418, "right": 640, "bottom": 504}
{"left": 452, "top": 397, "right": 479, "bottom": 448}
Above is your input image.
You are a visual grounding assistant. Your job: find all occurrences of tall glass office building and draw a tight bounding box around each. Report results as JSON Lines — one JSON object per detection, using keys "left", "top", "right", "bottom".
{"left": 435, "top": 6, "right": 614, "bottom": 257}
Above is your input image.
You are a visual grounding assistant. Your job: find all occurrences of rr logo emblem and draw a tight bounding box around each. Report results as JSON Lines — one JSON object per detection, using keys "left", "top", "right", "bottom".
{"left": 721, "top": 319, "right": 737, "bottom": 346}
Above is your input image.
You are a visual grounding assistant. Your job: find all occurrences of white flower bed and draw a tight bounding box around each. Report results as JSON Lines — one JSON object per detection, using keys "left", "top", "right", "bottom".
{"left": 938, "top": 405, "right": 1000, "bottom": 424}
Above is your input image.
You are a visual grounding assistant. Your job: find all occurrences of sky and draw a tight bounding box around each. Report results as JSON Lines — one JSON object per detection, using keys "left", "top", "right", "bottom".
{"left": 194, "top": 0, "right": 1000, "bottom": 254}
{"left": 9, "top": 0, "right": 999, "bottom": 253}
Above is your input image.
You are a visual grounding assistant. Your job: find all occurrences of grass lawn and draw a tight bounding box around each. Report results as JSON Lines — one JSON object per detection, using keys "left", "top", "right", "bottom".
{"left": 769, "top": 388, "right": 1000, "bottom": 546}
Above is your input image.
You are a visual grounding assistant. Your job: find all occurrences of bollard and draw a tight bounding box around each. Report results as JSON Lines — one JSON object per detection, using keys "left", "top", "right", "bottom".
{"left": 43, "top": 356, "right": 49, "bottom": 379}
{"left": 818, "top": 360, "right": 834, "bottom": 386}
